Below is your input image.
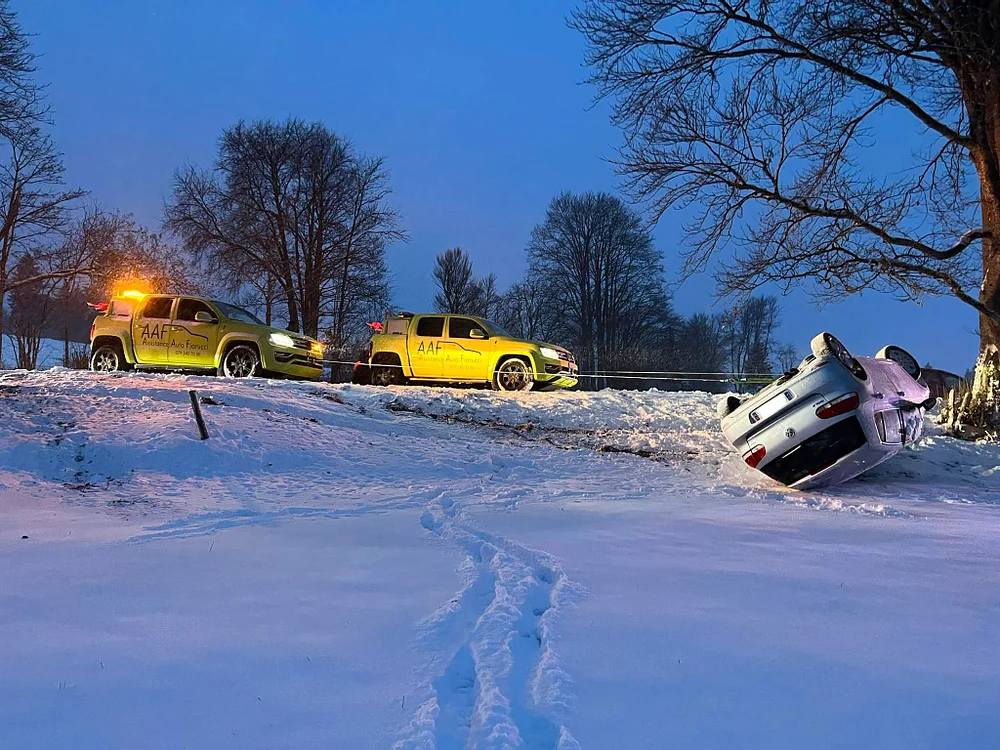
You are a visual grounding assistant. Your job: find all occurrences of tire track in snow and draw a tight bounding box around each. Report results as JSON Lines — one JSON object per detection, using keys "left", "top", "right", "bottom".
{"left": 398, "top": 495, "right": 580, "bottom": 750}
{"left": 128, "top": 487, "right": 459, "bottom": 542}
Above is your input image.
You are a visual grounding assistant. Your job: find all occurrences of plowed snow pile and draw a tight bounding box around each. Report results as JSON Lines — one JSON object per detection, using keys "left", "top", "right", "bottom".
{"left": 1, "top": 369, "right": 998, "bottom": 749}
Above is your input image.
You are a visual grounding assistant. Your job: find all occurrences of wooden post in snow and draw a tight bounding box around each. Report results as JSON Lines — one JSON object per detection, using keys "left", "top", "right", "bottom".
{"left": 188, "top": 390, "right": 210, "bottom": 440}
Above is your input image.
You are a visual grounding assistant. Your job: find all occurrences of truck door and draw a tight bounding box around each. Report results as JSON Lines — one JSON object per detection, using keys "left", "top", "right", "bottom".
{"left": 409, "top": 315, "right": 445, "bottom": 379}
{"left": 131, "top": 296, "right": 175, "bottom": 365}
{"left": 170, "top": 299, "right": 220, "bottom": 367}
{"left": 442, "top": 316, "right": 491, "bottom": 380}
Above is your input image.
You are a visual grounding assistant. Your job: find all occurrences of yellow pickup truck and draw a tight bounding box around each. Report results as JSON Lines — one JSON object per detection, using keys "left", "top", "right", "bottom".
{"left": 89, "top": 292, "right": 324, "bottom": 379}
{"left": 357, "top": 312, "right": 578, "bottom": 391}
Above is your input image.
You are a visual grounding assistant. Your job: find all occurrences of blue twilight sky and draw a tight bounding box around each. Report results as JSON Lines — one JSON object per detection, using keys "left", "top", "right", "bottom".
{"left": 20, "top": 0, "right": 979, "bottom": 373}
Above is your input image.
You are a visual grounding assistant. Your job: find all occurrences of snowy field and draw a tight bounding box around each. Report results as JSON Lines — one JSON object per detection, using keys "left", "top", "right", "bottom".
{"left": 1, "top": 369, "right": 998, "bottom": 749}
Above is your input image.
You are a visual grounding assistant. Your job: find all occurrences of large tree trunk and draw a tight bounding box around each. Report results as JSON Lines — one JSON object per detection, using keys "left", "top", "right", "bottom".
{"left": 265, "top": 274, "right": 273, "bottom": 327}
{"left": 278, "top": 266, "right": 299, "bottom": 332}
{"left": 972, "top": 182, "right": 1000, "bottom": 431}
{"left": 968, "top": 144, "right": 1000, "bottom": 430}
{"left": 947, "top": 61, "right": 1000, "bottom": 433}
{"left": 980, "top": 177, "right": 1000, "bottom": 353}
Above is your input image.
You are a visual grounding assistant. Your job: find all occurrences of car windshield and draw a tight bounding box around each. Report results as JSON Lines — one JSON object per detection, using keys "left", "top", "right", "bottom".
{"left": 213, "top": 301, "right": 264, "bottom": 325}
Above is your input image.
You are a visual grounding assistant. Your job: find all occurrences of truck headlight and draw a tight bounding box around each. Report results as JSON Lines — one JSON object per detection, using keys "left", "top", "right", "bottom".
{"left": 311, "top": 341, "right": 324, "bottom": 356}
{"left": 269, "top": 332, "right": 295, "bottom": 348}
{"left": 539, "top": 347, "right": 559, "bottom": 360}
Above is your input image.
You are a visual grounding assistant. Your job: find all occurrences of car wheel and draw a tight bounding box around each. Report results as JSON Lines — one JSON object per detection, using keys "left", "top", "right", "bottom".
{"left": 371, "top": 365, "right": 401, "bottom": 386}
{"left": 220, "top": 344, "right": 260, "bottom": 378}
{"left": 90, "top": 344, "right": 124, "bottom": 373}
{"left": 717, "top": 395, "right": 743, "bottom": 419}
{"left": 811, "top": 332, "right": 867, "bottom": 381}
{"left": 493, "top": 357, "right": 534, "bottom": 392}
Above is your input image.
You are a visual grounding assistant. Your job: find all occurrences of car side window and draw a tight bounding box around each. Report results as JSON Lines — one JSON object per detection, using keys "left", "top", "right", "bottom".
{"left": 176, "top": 299, "right": 215, "bottom": 322}
{"left": 449, "top": 317, "right": 483, "bottom": 339}
{"left": 140, "top": 297, "right": 174, "bottom": 319}
{"left": 415, "top": 316, "right": 444, "bottom": 337}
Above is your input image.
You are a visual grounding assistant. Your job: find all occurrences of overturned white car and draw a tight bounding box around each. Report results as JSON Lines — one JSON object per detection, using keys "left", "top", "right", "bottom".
{"left": 719, "top": 333, "right": 935, "bottom": 489}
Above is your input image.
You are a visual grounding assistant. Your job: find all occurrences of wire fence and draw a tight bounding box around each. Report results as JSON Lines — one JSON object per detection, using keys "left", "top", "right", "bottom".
{"left": 318, "top": 357, "right": 777, "bottom": 385}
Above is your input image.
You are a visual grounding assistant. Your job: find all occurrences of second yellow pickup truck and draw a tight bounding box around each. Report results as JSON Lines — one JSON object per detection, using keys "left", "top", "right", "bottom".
{"left": 358, "top": 312, "right": 578, "bottom": 391}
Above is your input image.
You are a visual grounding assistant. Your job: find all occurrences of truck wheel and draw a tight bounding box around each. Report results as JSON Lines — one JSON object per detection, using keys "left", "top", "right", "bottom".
{"left": 90, "top": 343, "right": 124, "bottom": 373}
{"left": 371, "top": 365, "right": 401, "bottom": 386}
{"left": 220, "top": 344, "right": 260, "bottom": 378}
{"left": 493, "top": 357, "right": 534, "bottom": 392}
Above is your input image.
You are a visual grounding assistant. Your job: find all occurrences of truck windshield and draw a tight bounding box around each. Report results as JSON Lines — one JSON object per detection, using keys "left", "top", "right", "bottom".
{"left": 214, "top": 301, "right": 264, "bottom": 325}
{"left": 487, "top": 320, "right": 512, "bottom": 337}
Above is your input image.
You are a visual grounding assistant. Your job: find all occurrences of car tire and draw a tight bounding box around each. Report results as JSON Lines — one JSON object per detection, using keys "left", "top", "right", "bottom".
{"left": 219, "top": 344, "right": 260, "bottom": 378}
{"left": 717, "top": 395, "right": 742, "bottom": 419}
{"left": 493, "top": 357, "right": 534, "bottom": 392}
{"left": 371, "top": 365, "right": 401, "bottom": 387}
{"left": 810, "top": 332, "right": 867, "bottom": 381}
{"left": 90, "top": 343, "right": 125, "bottom": 373}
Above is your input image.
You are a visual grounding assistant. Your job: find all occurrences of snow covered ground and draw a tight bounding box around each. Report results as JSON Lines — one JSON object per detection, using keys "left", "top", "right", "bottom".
{"left": 1, "top": 369, "right": 998, "bottom": 748}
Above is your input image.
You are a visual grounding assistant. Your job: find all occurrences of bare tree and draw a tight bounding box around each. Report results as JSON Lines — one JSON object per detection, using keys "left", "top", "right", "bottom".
{"left": 574, "top": 0, "right": 1000, "bottom": 426}
{"left": 723, "top": 296, "right": 781, "bottom": 378}
{"left": 4, "top": 253, "right": 55, "bottom": 369}
{"left": 773, "top": 342, "right": 800, "bottom": 374}
{"left": 473, "top": 273, "right": 502, "bottom": 321}
{"left": 674, "top": 312, "right": 728, "bottom": 390}
{"left": 165, "top": 119, "right": 402, "bottom": 339}
{"left": 496, "top": 277, "right": 552, "bottom": 340}
{"left": 527, "top": 191, "right": 677, "bottom": 387}
{"left": 0, "top": 3, "right": 84, "bottom": 366}
{"left": 432, "top": 247, "right": 479, "bottom": 314}
{"left": 329, "top": 157, "right": 400, "bottom": 356}
{"left": 51, "top": 208, "right": 128, "bottom": 364}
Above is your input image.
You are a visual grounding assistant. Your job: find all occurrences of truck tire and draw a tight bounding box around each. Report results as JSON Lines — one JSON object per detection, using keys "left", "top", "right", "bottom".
{"left": 219, "top": 343, "right": 260, "bottom": 378}
{"left": 493, "top": 357, "right": 534, "bottom": 392}
{"left": 371, "top": 365, "right": 402, "bottom": 387}
{"left": 90, "top": 343, "right": 125, "bottom": 373}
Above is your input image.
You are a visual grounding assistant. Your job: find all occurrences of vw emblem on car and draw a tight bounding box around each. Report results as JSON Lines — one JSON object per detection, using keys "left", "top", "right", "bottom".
{"left": 785, "top": 427, "right": 796, "bottom": 438}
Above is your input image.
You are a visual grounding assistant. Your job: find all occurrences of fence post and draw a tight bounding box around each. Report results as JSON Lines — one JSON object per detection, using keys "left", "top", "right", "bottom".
{"left": 188, "top": 390, "right": 210, "bottom": 440}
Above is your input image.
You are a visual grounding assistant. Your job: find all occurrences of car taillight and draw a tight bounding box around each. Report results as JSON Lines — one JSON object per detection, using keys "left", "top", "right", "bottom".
{"left": 816, "top": 392, "right": 860, "bottom": 419}
{"left": 89, "top": 322, "right": 95, "bottom": 341}
{"left": 367, "top": 341, "right": 373, "bottom": 360}
{"left": 743, "top": 444, "right": 766, "bottom": 468}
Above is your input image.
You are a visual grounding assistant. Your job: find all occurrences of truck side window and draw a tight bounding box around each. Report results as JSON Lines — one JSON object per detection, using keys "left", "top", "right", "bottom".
{"left": 141, "top": 297, "right": 174, "bottom": 319}
{"left": 176, "top": 299, "right": 215, "bottom": 321}
{"left": 109, "top": 300, "right": 135, "bottom": 318}
{"left": 416, "top": 317, "right": 444, "bottom": 337}
{"left": 449, "top": 317, "right": 483, "bottom": 339}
